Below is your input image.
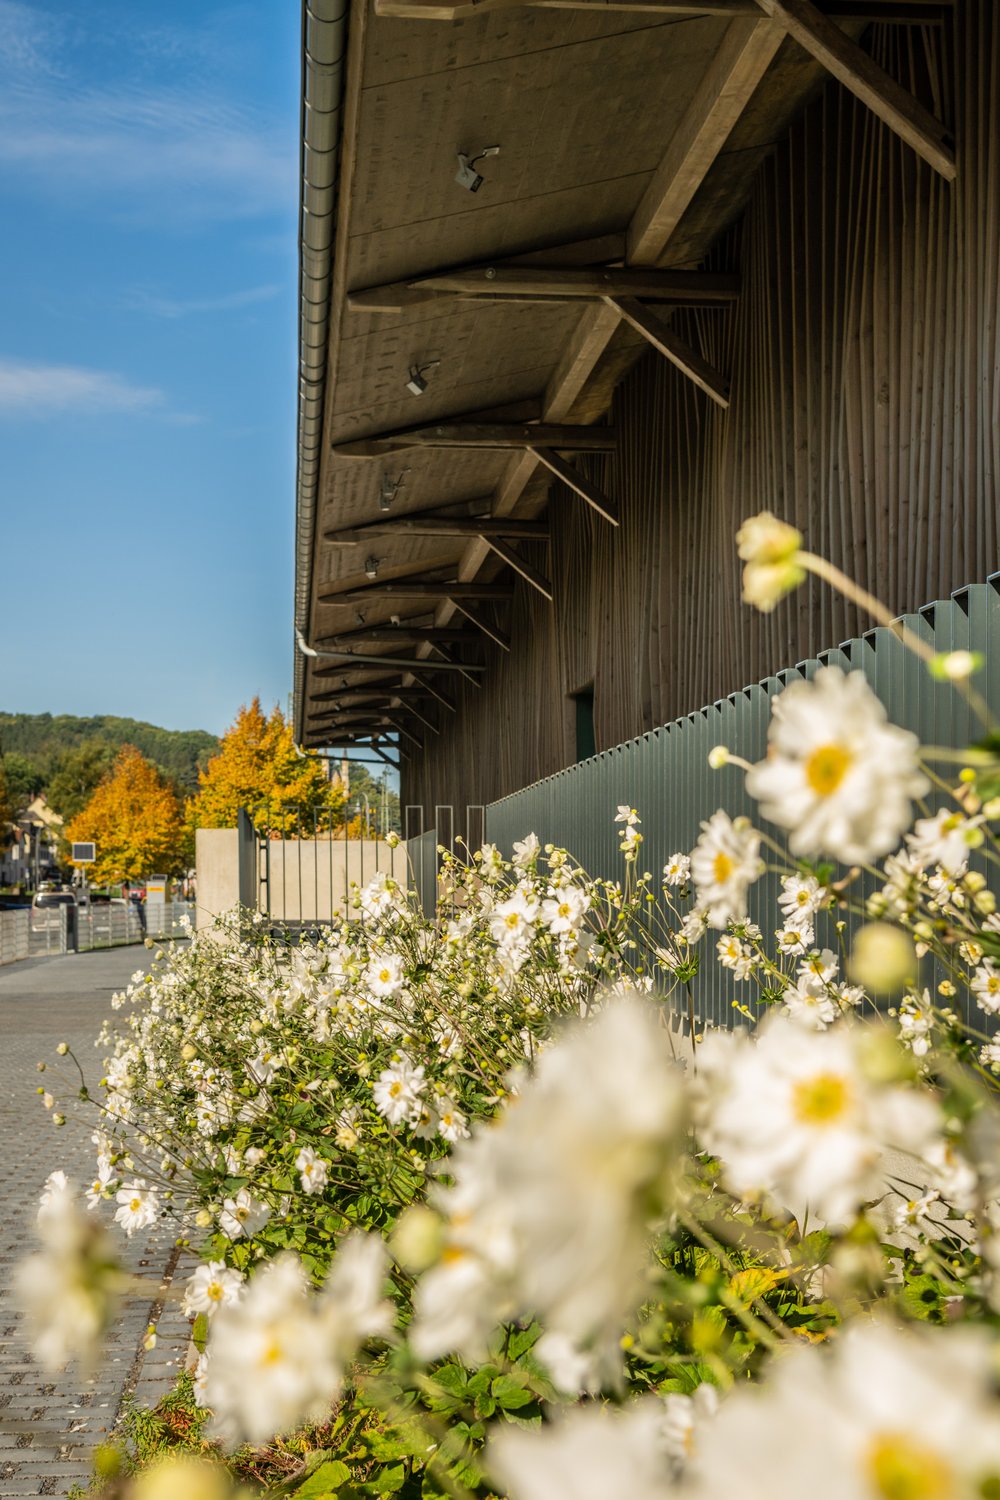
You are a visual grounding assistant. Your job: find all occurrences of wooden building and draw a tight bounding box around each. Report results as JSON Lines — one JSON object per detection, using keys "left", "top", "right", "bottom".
{"left": 292, "top": 0, "right": 998, "bottom": 824}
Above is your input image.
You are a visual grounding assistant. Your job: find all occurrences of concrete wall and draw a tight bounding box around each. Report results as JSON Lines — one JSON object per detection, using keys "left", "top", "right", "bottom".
{"left": 195, "top": 828, "right": 240, "bottom": 931}
{"left": 195, "top": 828, "right": 409, "bottom": 929}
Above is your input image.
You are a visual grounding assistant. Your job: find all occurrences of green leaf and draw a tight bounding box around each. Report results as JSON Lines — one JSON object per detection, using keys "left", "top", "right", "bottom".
{"left": 290, "top": 1459, "right": 352, "bottom": 1497}
{"left": 361, "top": 1464, "right": 407, "bottom": 1495}
{"left": 490, "top": 1374, "right": 534, "bottom": 1410}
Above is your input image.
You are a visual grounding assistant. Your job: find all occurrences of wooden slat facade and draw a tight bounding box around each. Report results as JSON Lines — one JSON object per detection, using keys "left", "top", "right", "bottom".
{"left": 402, "top": 3, "right": 1000, "bottom": 815}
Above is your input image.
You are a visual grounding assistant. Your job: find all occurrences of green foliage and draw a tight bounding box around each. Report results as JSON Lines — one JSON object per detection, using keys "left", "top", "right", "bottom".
{"left": 0, "top": 711, "right": 218, "bottom": 802}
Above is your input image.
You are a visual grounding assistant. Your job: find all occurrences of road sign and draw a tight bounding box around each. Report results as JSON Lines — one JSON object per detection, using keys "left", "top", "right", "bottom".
{"left": 71, "top": 842, "right": 96, "bottom": 863}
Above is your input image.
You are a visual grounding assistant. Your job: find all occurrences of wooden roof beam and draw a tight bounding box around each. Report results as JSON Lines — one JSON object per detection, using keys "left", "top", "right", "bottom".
{"left": 321, "top": 581, "right": 514, "bottom": 603}
{"left": 480, "top": 536, "right": 553, "bottom": 600}
{"left": 752, "top": 0, "right": 955, "bottom": 179}
{"left": 349, "top": 267, "right": 740, "bottom": 314}
{"left": 324, "top": 514, "right": 550, "bottom": 544}
{"left": 319, "top": 625, "right": 479, "bottom": 644}
{"left": 331, "top": 422, "right": 615, "bottom": 459}
{"left": 377, "top": 0, "right": 946, "bottom": 18}
{"left": 608, "top": 297, "right": 731, "bottom": 408}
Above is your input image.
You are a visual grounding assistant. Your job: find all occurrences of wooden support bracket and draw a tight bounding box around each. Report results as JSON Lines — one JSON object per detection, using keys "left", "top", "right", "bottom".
{"left": 753, "top": 0, "right": 956, "bottom": 179}
{"left": 608, "top": 298, "right": 731, "bottom": 408}
{"left": 447, "top": 602, "right": 512, "bottom": 652}
{"left": 528, "top": 447, "right": 620, "bottom": 527}
{"left": 481, "top": 535, "right": 553, "bottom": 600}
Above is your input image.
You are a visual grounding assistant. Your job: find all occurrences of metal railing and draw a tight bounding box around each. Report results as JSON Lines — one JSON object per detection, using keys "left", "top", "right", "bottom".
{"left": 0, "top": 902, "right": 196, "bottom": 964}
{"left": 0, "top": 910, "right": 29, "bottom": 967}
{"left": 485, "top": 574, "right": 1000, "bottom": 1030}
{"left": 239, "top": 806, "right": 409, "bottom": 935}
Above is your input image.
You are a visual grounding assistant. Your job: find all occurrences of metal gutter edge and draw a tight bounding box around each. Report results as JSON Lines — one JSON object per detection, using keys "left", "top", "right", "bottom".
{"left": 293, "top": 0, "right": 350, "bottom": 743}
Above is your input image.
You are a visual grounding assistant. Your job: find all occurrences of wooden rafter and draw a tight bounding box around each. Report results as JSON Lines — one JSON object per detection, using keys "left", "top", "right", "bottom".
{"left": 528, "top": 447, "right": 619, "bottom": 526}
{"left": 331, "top": 422, "right": 616, "bottom": 459}
{"left": 318, "top": 625, "right": 478, "bottom": 644}
{"left": 752, "top": 0, "right": 955, "bottom": 179}
{"left": 324, "top": 515, "right": 550, "bottom": 544}
{"left": 321, "top": 581, "right": 514, "bottom": 603}
{"left": 608, "top": 297, "right": 731, "bottom": 407}
{"left": 376, "top": 0, "right": 946, "bottom": 18}
{"left": 349, "top": 267, "right": 740, "bottom": 314}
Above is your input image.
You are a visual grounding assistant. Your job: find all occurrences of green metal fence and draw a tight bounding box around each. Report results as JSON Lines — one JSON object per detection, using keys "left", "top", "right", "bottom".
{"left": 485, "top": 573, "right": 1000, "bottom": 1030}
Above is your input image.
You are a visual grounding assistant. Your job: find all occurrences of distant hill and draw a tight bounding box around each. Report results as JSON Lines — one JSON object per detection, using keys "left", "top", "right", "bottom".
{"left": 0, "top": 712, "right": 219, "bottom": 794}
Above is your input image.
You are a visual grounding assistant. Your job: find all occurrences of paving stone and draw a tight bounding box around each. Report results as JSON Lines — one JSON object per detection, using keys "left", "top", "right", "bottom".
{"left": 0, "top": 949, "right": 194, "bottom": 1498}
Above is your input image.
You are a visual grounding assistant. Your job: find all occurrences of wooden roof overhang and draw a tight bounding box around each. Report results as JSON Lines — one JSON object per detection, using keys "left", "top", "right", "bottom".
{"left": 293, "top": 0, "right": 955, "bottom": 753}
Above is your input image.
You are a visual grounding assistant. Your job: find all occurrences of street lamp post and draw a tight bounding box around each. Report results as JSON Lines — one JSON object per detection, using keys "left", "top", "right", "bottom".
{"left": 355, "top": 794, "right": 371, "bottom": 838}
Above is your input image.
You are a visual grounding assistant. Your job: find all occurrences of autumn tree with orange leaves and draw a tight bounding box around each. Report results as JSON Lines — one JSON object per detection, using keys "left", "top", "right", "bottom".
{"left": 186, "top": 698, "right": 343, "bottom": 835}
{"left": 66, "top": 745, "right": 186, "bottom": 885}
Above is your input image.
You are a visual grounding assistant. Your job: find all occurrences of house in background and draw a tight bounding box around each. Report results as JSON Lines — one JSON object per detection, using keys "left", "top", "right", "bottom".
{"left": 0, "top": 796, "right": 64, "bottom": 891}
{"left": 291, "top": 0, "right": 998, "bottom": 857}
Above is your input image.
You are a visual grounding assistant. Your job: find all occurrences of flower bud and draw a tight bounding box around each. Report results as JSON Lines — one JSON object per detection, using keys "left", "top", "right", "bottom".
{"left": 180, "top": 1043, "right": 197, "bottom": 1062}
{"left": 847, "top": 923, "right": 917, "bottom": 994}
{"left": 708, "top": 745, "right": 730, "bottom": 770}
{"left": 56, "top": 1042, "right": 69, "bottom": 1057}
{"left": 736, "top": 511, "right": 805, "bottom": 612}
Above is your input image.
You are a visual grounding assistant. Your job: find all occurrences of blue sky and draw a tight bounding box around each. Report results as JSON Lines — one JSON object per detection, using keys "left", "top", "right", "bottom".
{"left": 0, "top": 0, "right": 300, "bottom": 736}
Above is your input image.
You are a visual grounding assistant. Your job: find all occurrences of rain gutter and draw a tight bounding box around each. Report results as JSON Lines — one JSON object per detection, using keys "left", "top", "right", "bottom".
{"left": 293, "top": 0, "right": 350, "bottom": 743}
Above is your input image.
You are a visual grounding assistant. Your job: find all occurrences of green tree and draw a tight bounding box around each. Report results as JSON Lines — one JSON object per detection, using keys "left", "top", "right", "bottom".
{"left": 47, "top": 741, "right": 115, "bottom": 822}
{"left": 186, "top": 699, "right": 344, "bottom": 834}
{"left": 0, "top": 752, "right": 45, "bottom": 813}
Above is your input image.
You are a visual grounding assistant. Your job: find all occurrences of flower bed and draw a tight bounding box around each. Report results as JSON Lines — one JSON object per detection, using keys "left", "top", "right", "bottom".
{"left": 26, "top": 517, "right": 1000, "bottom": 1500}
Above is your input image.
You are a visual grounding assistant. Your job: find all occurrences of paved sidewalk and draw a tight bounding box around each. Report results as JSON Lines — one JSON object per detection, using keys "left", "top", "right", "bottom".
{"left": 0, "top": 949, "right": 193, "bottom": 1498}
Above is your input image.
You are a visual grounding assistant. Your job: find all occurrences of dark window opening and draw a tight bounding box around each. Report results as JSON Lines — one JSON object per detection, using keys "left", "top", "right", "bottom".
{"left": 573, "top": 687, "right": 596, "bottom": 763}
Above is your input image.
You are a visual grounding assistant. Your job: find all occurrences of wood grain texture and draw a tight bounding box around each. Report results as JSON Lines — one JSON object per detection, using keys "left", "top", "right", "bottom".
{"left": 403, "top": 3, "right": 1000, "bottom": 820}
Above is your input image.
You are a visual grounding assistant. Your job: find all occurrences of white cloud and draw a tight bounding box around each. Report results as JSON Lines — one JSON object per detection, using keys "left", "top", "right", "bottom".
{"left": 0, "top": 9, "right": 293, "bottom": 223}
{"left": 123, "top": 283, "right": 284, "bottom": 319}
{"left": 0, "top": 357, "right": 164, "bottom": 416}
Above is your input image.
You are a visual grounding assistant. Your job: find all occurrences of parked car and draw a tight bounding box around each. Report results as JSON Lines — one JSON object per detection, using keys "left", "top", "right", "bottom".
{"left": 30, "top": 890, "right": 78, "bottom": 932}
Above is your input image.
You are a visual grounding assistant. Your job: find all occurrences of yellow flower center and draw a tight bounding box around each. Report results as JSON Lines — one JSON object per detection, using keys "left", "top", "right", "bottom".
{"left": 558, "top": 903, "right": 570, "bottom": 918}
{"left": 505, "top": 912, "right": 521, "bottom": 928}
{"left": 712, "top": 851, "right": 734, "bottom": 884}
{"left": 805, "top": 743, "right": 852, "bottom": 797}
{"left": 791, "top": 1071, "right": 851, "bottom": 1126}
{"left": 379, "top": 969, "right": 391, "bottom": 983}
{"left": 130, "top": 1198, "right": 142, "bottom": 1212}
{"left": 207, "top": 1282, "right": 224, "bottom": 1301}
{"left": 260, "top": 1338, "right": 285, "bottom": 1367}
{"left": 865, "top": 1433, "right": 955, "bottom": 1500}
{"left": 389, "top": 1081, "right": 403, "bottom": 1098}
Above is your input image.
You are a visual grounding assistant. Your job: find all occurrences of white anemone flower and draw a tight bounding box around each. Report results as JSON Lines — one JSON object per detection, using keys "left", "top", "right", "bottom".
{"left": 490, "top": 1398, "right": 674, "bottom": 1500}
{"left": 411, "top": 999, "right": 684, "bottom": 1384}
{"left": 17, "top": 1178, "right": 123, "bottom": 1372}
{"left": 971, "top": 963, "right": 1000, "bottom": 1014}
{"left": 897, "top": 991, "right": 934, "bottom": 1056}
{"left": 511, "top": 833, "right": 540, "bottom": 869}
{"left": 540, "top": 885, "right": 590, "bottom": 936}
{"left": 690, "top": 812, "right": 763, "bottom": 929}
{"left": 778, "top": 873, "right": 828, "bottom": 921}
{"left": 746, "top": 668, "right": 929, "bottom": 863}
{"left": 37, "top": 1170, "right": 69, "bottom": 1223}
{"left": 716, "top": 935, "right": 755, "bottom": 980}
{"left": 295, "top": 1146, "right": 330, "bottom": 1196}
{"left": 114, "top": 1180, "right": 159, "bottom": 1236}
{"left": 782, "top": 974, "right": 838, "bottom": 1030}
{"left": 907, "top": 808, "right": 983, "bottom": 877}
{"left": 204, "top": 1254, "right": 344, "bottom": 1447}
{"left": 437, "top": 1098, "right": 469, "bottom": 1143}
{"left": 182, "top": 1261, "right": 244, "bottom": 1318}
{"left": 694, "top": 1013, "right": 941, "bottom": 1225}
{"left": 219, "top": 1187, "right": 271, "bottom": 1240}
{"left": 366, "top": 953, "right": 405, "bottom": 998}
{"left": 662, "top": 852, "right": 691, "bottom": 886}
{"left": 682, "top": 1322, "right": 1000, "bottom": 1500}
{"left": 373, "top": 1055, "right": 426, "bottom": 1126}
{"left": 489, "top": 889, "right": 539, "bottom": 950}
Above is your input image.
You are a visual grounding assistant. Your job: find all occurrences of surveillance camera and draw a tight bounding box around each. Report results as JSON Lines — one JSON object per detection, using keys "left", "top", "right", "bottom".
{"left": 406, "top": 369, "right": 428, "bottom": 396}
{"left": 390, "top": 613, "right": 401, "bottom": 626}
